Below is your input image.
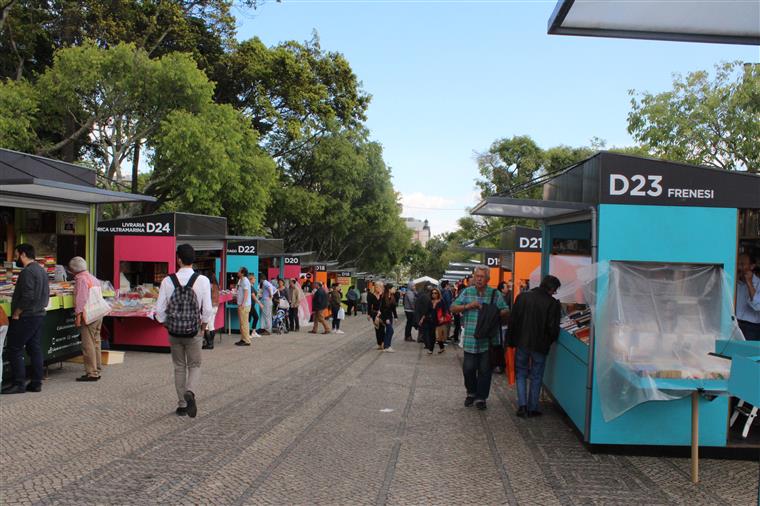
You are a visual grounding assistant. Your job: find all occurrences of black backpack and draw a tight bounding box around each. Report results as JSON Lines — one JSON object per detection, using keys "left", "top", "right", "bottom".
{"left": 166, "top": 273, "right": 200, "bottom": 337}
{"left": 474, "top": 289, "right": 501, "bottom": 342}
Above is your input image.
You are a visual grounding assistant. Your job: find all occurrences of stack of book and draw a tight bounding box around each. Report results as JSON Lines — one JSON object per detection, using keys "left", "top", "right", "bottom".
{"left": 561, "top": 308, "right": 593, "bottom": 344}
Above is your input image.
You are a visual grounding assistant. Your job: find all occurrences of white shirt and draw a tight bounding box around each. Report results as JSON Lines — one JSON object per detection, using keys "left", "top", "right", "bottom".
{"left": 155, "top": 267, "right": 213, "bottom": 325}
{"left": 736, "top": 273, "right": 760, "bottom": 324}
{"left": 237, "top": 277, "right": 251, "bottom": 307}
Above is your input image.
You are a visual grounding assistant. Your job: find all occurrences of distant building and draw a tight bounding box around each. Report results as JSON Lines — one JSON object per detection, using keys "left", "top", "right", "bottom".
{"left": 404, "top": 217, "right": 431, "bottom": 246}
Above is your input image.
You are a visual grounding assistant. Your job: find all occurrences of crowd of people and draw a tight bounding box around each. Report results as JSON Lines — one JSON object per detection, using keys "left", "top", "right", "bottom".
{"left": 5, "top": 239, "right": 755, "bottom": 424}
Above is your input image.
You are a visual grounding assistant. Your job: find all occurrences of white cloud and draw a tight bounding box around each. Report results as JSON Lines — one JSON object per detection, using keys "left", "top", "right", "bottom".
{"left": 400, "top": 191, "right": 483, "bottom": 235}
{"left": 401, "top": 192, "right": 456, "bottom": 210}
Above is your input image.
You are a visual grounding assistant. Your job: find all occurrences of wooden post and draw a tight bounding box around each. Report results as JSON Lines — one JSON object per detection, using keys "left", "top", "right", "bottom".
{"left": 691, "top": 391, "right": 699, "bottom": 484}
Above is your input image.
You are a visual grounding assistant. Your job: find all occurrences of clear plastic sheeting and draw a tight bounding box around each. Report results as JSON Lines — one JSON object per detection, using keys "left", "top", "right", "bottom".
{"left": 595, "top": 262, "right": 744, "bottom": 421}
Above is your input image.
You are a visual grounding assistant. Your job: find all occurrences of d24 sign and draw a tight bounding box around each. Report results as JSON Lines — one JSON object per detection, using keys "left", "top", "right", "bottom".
{"left": 146, "top": 221, "right": 171, "bottom": 234}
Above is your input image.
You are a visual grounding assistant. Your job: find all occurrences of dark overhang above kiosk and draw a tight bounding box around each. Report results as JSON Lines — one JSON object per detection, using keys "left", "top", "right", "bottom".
{"left": 547, "top": 0, "right": 760, "bottom": 45}
{"left": 471, "top": 197, "right": 590, "bottom": 220}
{"left": 1, "top": 177, "right": 156, "bottom": 204}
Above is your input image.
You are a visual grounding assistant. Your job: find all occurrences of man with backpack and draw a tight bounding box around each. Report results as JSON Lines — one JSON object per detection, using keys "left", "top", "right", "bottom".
{"left": 155, "top": 244, "right": 213, "bottom": 418}
{"left": 450, "top": 266, "right": 509, "bottom": 411}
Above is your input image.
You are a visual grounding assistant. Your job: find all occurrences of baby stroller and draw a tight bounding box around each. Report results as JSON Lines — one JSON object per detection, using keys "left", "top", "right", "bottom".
{"left": 272, "top": 296, "right": 290, "bottom": 334}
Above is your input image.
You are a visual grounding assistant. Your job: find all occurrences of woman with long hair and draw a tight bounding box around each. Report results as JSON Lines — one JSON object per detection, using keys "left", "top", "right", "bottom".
{"left": 422, "top": 288, "right": 447, "bottom": 354}
{"left": 379, "top": 284, "right": 396, "bottom": 352}
{"left": 203, "top": 272, "right": 220, "bottom": 350}
{"left": 367, "top": 282, "right": 384, "bottom": 350}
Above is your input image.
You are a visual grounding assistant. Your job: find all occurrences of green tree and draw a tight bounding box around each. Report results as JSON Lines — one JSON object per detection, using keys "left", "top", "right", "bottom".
{"left": 147, "top": 104, "right": 277, "bottom": 234}
{"left": 35, "top": 42, "right": 214, "bottom": 182}
{"left": 215, "top": 35, "right": 371, "bottom": 159}
{"left": 0, "top": 1, "right": 239, "bottom": 82}
{"left": 0, "top": 78, "right": 38, "bottom": 151}
{"left": 475, "top": 135, "right": 544, "bottom": 199}
{"left": 268, "top": 132, "right": 409, "bottom": 273}
{"left": 628, "top": 61, "right": 760, "bottom": 173}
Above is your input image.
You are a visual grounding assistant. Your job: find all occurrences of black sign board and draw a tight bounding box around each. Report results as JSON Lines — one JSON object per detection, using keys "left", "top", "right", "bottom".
{"left": 314, "top": 264, "right": 327, "bottom": 272}
{"left": 600, "top": 157, "right": 760, "bottom": 208}
{"left": 338, "top": 271, "right": 352, "bottom": 277}
{"left": 484, "top": 253, "right": 500, "bottom": 267}
{"left": 516, "top": 227, "right": 542, "bottom": 252}
{"left": 226, "top": 240, "right": 257, "bottom": 256}
{"left": 96, "top": 215, "right": 173, "bottom": 236}
{"left": 283, "top": 256, "right": 301, "bottom": 266}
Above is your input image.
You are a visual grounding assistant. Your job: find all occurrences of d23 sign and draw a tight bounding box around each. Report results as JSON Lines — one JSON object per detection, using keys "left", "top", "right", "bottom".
{"left": 609, "top": 174, "right": 663, "bottom": 197}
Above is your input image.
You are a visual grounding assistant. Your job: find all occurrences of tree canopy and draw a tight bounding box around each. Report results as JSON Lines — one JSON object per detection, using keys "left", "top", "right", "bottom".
{"left": 628, "top": 61, "right": 759, "bottom": 173}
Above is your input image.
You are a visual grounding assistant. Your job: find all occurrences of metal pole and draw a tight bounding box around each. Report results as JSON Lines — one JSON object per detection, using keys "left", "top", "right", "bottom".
{"left": 691, "top": 391, "right": 699, "bottom": 484}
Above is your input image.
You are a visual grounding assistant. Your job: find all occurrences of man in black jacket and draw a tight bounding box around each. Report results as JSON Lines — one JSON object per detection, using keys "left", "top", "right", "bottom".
{"left": 509, "top": 275, "right": 561, "bottom": 418}
{"left": 414, "top": 285, "right": 432, "bottom": 344}
{"left": 2, "top": 244, "right": 49, "bottom": 394}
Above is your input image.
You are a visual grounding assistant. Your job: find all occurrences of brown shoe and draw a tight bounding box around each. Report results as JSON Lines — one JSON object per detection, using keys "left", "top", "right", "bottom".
{"left": 308, "top": 330, "right": 317, "bottom": 334}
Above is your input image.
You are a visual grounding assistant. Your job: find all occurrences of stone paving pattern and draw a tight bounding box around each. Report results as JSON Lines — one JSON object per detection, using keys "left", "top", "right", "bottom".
{"left": 1, "top": 315, "right": 757, "bottom": 505}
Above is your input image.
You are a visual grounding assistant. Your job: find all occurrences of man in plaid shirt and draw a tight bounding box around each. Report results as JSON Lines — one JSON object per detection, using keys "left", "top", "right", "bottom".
{"left": 451, "top": 266, "right": 509, "bottom": 410}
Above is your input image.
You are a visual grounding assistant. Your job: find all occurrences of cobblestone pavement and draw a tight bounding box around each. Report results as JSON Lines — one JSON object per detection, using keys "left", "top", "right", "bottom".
{"left": 1, "top": 315, "right": 758, "bottom": 505}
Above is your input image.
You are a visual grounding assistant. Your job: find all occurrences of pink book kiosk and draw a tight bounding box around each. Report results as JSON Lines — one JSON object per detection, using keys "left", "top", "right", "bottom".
{"left": 96, "top": 212, "right": 230, "bottom": 349}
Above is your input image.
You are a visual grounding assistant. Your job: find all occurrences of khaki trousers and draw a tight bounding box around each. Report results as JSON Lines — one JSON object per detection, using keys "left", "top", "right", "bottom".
{"left": 79, "top": 319, "right": 103, "bottom": 377}
{"left": 238, "top": 305, "right": 252, "bottom": 344}
{"left": 311, "top": 310, "right": 329, "bottom": 333}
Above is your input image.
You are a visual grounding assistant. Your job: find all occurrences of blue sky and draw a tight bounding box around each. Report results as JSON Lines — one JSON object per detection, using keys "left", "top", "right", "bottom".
{"left": 237, "top": 1, "right": 759, "bottom": 234}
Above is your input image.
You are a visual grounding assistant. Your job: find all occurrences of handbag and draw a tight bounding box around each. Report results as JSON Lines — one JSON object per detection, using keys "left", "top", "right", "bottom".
{"left": 436, "top": 306, "right": 452, "bottom": 326}
{"left": 83, "top": 279, "right": 111, "bottom": 324}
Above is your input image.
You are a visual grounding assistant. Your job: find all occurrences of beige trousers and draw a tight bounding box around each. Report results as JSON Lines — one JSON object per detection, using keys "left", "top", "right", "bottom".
{"left": 238, "top": 305, "right": 252, "bottom": 344}
{"left": 80, "top": 319, "right": 103, "bottom": 377}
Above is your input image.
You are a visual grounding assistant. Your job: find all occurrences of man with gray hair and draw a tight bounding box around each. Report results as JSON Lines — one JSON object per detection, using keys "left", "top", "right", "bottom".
{"left": 451, "top": 265, "right": 509, "bottom": 410}
{"left": 69, "top": 256, "right": 105, "bottom": 381}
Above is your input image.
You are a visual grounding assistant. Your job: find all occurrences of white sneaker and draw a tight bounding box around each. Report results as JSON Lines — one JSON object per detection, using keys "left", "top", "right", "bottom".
{"left": 384, "top": 347, "right": 395, "bottom": 353}
{"left": 337, "top": 330, "right": 345, "bottom": 334}
{"left": 251, "top": 332, "right": 261, "bottom": 338}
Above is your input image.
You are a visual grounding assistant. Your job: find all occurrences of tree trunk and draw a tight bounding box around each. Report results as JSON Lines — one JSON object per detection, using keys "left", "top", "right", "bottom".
{"left": 131, "top": 141, "right": 141, "bottom": 193}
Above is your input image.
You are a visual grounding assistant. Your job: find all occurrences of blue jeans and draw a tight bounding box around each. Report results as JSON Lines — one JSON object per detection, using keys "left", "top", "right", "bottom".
{"left": 516, "top": 347, "right": 547, "bottom": 412}
{"left": 6, "top": 315, "right": 45, "bottom": 388}
{"left": 463, "top": 351, "right": 492, "bottom": 401}
{"left": 383, "top": 318, "right": 394, "bottom": 348}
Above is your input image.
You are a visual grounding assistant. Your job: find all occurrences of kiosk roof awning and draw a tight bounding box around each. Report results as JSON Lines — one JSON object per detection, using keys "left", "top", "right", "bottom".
{"left": 462, "top": 246, "right": 512, "bottom": 254}
{"left": 0, "top": 177, "right": 156, "bottom": 204}
{"left": 547, "top": 0, "right": 760, "bottom": 45}
{"left": 471, "top": 197, "right": 590, "bottom": 220}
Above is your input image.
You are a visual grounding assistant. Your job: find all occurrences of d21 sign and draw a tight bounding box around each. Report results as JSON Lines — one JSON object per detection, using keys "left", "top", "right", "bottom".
{"left": 518, "top": 237, "right": 542, "bottom": 250}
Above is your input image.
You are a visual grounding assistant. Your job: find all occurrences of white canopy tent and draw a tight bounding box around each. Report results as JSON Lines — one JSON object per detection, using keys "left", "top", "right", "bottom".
{"left": 412, "top": 276, "right": 439, "bottom": 286}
